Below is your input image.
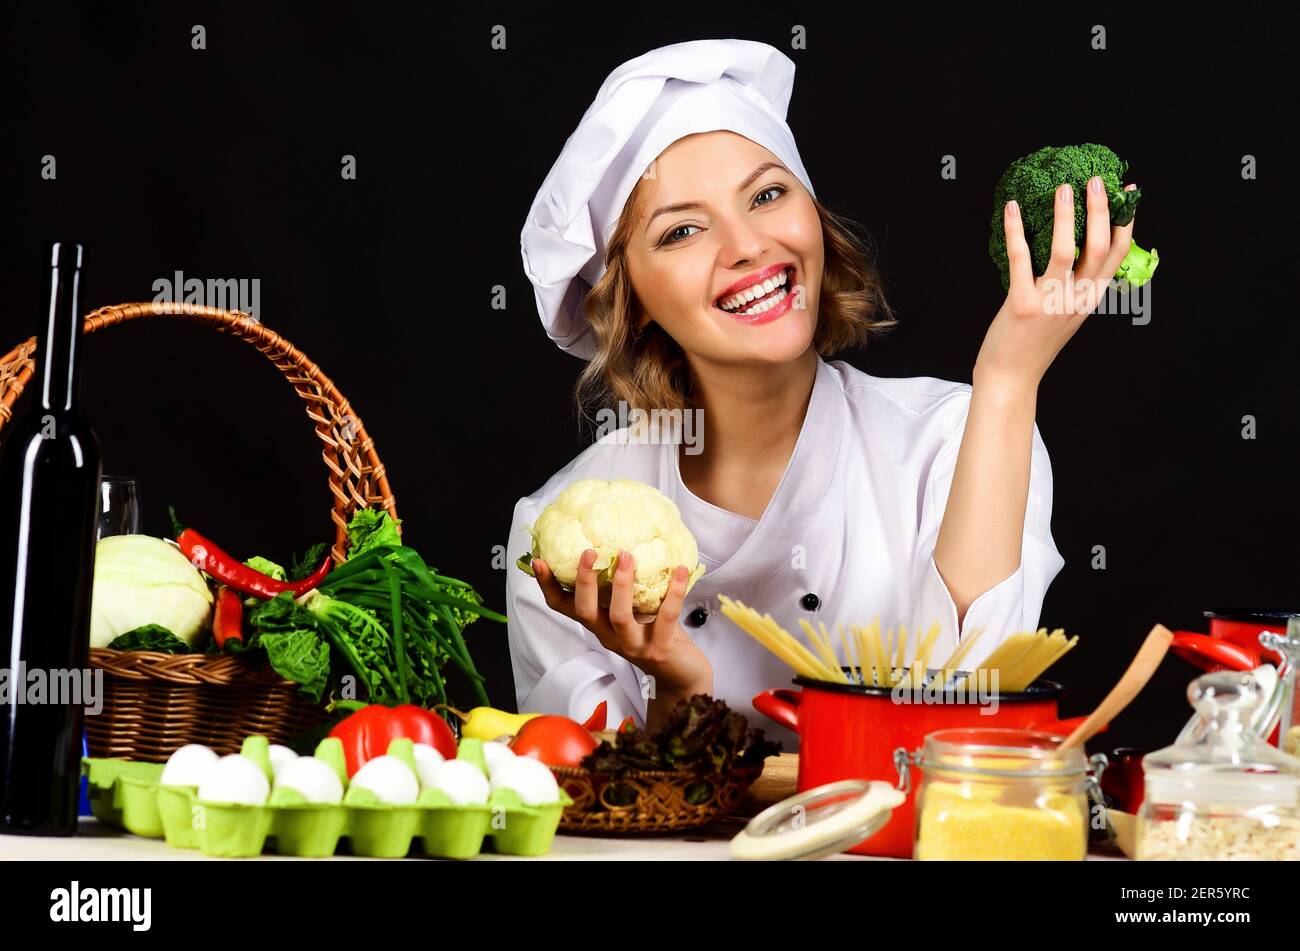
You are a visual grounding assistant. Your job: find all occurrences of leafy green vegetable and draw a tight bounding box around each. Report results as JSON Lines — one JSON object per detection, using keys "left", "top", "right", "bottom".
{"left": 91, "top": 535, "right": 214, "bottom": 648}
{"left": 346, "top": 508, "right": 403, "bottom": 558}
{"left": 241, "top": 594, "right": 331, "bottom": 702}
{"left": 106, "top": 624, "right": 195, "bottom": 654}
{"left": 582, "top": 695, "right": 781, "bottom": 779}
{"left": 989, "top": 143, "right": 1159, "bottom": 292}
{"left": 244, "top": 556, "right": 287, "bottom": 581}
{"left": 232, "top": 510, "right": 505, "bottom": 711}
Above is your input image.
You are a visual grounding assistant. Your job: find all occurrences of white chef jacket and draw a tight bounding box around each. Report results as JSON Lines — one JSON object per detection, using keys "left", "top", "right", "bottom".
{"left": 505, "top": 357, "right": 1064, "bottom": 751}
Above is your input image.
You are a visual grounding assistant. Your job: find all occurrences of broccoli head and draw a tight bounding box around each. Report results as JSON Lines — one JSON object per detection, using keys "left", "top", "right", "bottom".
{"left": 989, "top": 143, "right": 1158, "bottom": 292}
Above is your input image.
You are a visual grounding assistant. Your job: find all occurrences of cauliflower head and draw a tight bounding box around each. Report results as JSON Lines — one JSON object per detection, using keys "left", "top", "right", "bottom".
{"left": 517, "top": 478, "right": 706, "bottom": 614}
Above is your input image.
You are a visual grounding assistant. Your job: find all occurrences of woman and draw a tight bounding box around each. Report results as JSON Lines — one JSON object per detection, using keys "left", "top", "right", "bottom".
{"left": 510, "top": 40, "right": 1138, "bottom": 749}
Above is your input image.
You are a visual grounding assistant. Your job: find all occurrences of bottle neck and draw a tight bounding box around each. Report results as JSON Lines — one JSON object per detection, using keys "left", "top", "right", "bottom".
{"left": 41, "top": 244, "right": 84, "bottom": 413}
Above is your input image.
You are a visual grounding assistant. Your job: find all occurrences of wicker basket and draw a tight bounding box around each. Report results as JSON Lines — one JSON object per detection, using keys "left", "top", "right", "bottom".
{"left": 0, "top": 301, "right": 398, "bottom": 761}
{"left": 552, "top": 764, "right": 763, "bottom": 833}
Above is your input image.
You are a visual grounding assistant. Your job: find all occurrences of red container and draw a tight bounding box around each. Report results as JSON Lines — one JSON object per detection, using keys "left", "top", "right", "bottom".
{"left": 1172, "top": 608, "right": 1298, "bottom": 667}
{"left": 753, "top": 677, "right": 1098, "bottom": 858}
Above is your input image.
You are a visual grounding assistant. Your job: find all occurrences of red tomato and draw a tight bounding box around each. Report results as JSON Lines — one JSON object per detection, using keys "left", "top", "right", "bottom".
{"left": 510, "top": 715, "right": 598, "bottom": 767}
{"left": 329, "top": 704, "right": 458, "bottom": 777}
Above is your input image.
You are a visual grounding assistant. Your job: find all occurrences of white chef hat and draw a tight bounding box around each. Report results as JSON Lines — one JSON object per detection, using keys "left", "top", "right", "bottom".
{"left": 520, "top": 39, "right": 817, "bottom": 359}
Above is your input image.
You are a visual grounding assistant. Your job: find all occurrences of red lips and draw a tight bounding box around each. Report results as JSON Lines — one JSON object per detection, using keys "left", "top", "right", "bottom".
{"left": 713, "top": 263, "right": 794, "bottom": 307}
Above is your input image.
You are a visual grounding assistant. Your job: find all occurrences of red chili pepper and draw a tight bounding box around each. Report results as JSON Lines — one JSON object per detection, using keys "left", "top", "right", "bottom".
{"left": 581, "top": 700, "right": 607, "bottom": 732}
{"left": 175, "top": 526, "right": 331, "bottom": 600}
{"left": 212, "top": 585, "right": 243, "bottom": 647}
{"left": 618, "top": 715, "right": 637, "bottom": 734}
{"left": 329, "top": 704, "right": 457, "bottom": 777}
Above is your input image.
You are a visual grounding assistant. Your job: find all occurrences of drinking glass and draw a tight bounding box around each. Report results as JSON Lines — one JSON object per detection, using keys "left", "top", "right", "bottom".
{"left": 97, "top": 475, "right": 141, "bottom": 539}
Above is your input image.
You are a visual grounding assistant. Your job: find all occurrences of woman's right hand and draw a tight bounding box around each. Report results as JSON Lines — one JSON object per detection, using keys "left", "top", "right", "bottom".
{"left": 531, "top": 549, "right": 713, "bottom": 700}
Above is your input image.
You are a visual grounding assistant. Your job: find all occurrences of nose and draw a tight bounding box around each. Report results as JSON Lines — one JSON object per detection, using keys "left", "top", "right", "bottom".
{"left": 714, "top": 210, "right": 769, "bottom": 269}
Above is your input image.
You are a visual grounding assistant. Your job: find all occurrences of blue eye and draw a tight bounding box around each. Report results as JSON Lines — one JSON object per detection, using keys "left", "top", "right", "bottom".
{"left": 660, "top": 224, "right": 701, "bottom": 246}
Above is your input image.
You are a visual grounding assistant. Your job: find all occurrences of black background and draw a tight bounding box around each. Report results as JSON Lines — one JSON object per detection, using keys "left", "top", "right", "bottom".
{"left": 1, "top": 2, "right": 1296, "bottom": 753}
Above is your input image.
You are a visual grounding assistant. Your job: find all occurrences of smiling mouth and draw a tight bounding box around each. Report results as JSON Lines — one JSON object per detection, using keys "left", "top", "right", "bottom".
{"left": 714, "top": 266, "right": 796, "bottom": 318}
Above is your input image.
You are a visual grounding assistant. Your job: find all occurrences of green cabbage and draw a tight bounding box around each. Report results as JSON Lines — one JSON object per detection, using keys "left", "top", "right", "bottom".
{"left": 90, "top": 535, "right": 214, "bottom": 649}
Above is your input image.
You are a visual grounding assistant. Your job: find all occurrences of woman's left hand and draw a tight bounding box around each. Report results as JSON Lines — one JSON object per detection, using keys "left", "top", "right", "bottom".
{"left": 974, "top": 178, "right": 1138, "bottom": 391}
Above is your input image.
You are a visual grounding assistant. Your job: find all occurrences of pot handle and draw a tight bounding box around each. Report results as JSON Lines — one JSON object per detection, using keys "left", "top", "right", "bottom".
{"left": 1040, "top": 715, "right": 1111, "bottom": 737}
{"left": 1170, "top": 631, "right": 1260, "bottom": 672}
{"left": 752, "top": 688, "right": 801, "bottom": 734}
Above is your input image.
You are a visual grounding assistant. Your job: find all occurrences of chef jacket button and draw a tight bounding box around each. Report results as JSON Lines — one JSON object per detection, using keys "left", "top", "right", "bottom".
{"left": 687, "top": 607, "right": 709, "bottom": 627}
{"left": 800, "top": 592, "right": 821, "bottom": 611}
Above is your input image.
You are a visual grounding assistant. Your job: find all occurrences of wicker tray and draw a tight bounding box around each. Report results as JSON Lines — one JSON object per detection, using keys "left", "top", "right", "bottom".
{"left": 0, "top": 301, "right": 398, "bottom": 761}
{"left": 552, "top": 764, "right": 763, "bottom": 833}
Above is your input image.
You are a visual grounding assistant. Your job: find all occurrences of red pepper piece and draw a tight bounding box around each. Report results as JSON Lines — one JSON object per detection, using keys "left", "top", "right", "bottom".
{"left": 618, "top": 715, "right": 636, "bottom": 734}
{"left": 176, "top": 527, "right": 331, "bottom": 600}
{"left": 329, "top": 704, "right": 458, "bottom": 777}
{"left": 580, "top": 699, "right": 607, "bottom": 732}
{"left": 212, "top": 585, "right": 243, "bottom": 647}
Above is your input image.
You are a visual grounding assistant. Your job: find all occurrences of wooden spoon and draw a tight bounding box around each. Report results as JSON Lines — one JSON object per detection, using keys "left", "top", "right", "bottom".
{"left": 1059, "top": 623, "right": 1174, "bottom": 751}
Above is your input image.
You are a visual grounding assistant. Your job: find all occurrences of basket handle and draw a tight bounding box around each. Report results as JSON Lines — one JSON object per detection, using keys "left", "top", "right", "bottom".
{"left": 0, "top": 301, "right": 397, "bottom": 563}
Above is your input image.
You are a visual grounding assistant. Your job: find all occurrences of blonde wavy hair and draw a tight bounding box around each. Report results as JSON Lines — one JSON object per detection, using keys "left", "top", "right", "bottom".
{"left": 575, "top": 171, "right": 897, "bottom": 418}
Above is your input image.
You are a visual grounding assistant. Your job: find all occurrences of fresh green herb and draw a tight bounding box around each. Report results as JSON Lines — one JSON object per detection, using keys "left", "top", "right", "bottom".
{"left": 106, "top": 625, "right": 195, "bottom": 654}
{"left": 289, "top": 542, "right": 329, "bottom": 582}
{"left": 581, "top": 695, "right": 781, "bottom": 786}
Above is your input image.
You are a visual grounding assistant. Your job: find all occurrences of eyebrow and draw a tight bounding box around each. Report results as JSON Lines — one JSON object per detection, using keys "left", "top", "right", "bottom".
{"left": 643, "top": 161, "right": 790, "bottom": 234}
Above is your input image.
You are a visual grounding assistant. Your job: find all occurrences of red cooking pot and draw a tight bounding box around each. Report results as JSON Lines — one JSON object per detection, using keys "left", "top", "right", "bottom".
{"left": 1172, "top": 608, "right": 1298, "bottom": 667}
{"left": 754, "top": 676, "right": 1103, "bottom": 858}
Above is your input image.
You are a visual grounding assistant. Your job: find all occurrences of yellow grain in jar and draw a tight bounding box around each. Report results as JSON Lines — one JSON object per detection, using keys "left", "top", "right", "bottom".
{"left": 916, "top": 779, "right": 1087, "bottom": 860}
{"left": 908, "top": 728, "right": 1097, "bottom": 861}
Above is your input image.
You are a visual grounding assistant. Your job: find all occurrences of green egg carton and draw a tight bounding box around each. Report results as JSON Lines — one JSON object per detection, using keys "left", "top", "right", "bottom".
{"left": 82, "top": 758, "right": 166, "bottom": 838}
{"left": 486, "top": 786, "right": 574, "bottom": 857}
{"left": 86, "top": 733, "right": 571, "bottom": 859}
{"left": 155, "top": 735, "right": 278, "bottom": 857}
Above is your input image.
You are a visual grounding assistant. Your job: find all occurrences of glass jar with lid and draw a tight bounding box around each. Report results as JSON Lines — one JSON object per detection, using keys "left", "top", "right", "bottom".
{"left": 1137, "top": 670, "right": 1300, "bottom": 860}
{"left": 897, "top": 728, "right": 1105, "bottom": 861}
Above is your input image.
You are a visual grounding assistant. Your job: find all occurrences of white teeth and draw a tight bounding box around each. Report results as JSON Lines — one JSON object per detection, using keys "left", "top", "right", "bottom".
{"left": 719, "top": 269, "right": 790, "bottom": 312}
{"left": 731, "top": 285, "right": 788, "bottom": 317}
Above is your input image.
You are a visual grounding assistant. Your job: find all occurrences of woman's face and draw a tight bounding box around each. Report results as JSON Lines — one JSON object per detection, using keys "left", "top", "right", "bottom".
{"left": 624, "top": 131, "right": 824, "bottom": 369}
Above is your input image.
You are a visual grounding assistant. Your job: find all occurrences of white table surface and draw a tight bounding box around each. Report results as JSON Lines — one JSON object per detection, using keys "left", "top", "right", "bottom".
{"left": 0, "top": 817, "right": 1125, "bottom": 860}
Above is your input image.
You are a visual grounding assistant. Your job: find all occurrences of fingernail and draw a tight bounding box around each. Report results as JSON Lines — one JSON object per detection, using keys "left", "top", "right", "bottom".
{"left": 531, "top": 559, "right": 541, "bottom": 573}
{"left": 1058, "top": 183, "right": 1071, "bottom": 204}
{"left": 1124, "top": 182, "right": 1137, "bottom": 191}
{"left": 1090, "top": 176, "right": 1102, "bottom": 195}
{"left": 1006, "top": 200, "right": 1019, "bottom": 219}
{"left": 674, "top": 565, "right": 688, "bottom": 582}
{"left": 618, "top": 551, "right": 631, "bottom": 570}
{"left": 580, "top": 549, "right": 596, "bottom": 568}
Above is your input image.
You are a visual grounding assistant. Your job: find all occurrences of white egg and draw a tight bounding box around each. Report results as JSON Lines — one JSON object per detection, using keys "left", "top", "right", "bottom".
{"left": 490, "top": 756, "right": 560, "bottom": 805}
{"left": 197, "top": 754, "right": 271, "bottom": 805}
{"left": 428, "top": 759, "right": 490, "bottom": 805}
{"left": 273, "top": 757, "right": 344, "bottom": 805}
{"left": 268, "top": 744, "right": 298, "bottom": 777}
{"left": 351, "top": 755, "right": 419, "bottom": 805}
{"left": 482, "top": 741, "right": 516, "bottom": 776}
{"left": 412, "top": 743, "right": 445, "bottom": 789}
{"left": 160, "top": 744, "right": 219, "bottom": 787}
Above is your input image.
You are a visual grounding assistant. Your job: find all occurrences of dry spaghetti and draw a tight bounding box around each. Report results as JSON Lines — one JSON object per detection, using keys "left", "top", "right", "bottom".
{"left": 717, "top": 595, "right": 1077, "bottom": 692}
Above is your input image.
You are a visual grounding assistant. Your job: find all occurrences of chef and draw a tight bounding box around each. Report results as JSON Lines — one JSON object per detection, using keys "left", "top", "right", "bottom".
{"left": 509, "top": 39, "right": 1139, "bottom": 751}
